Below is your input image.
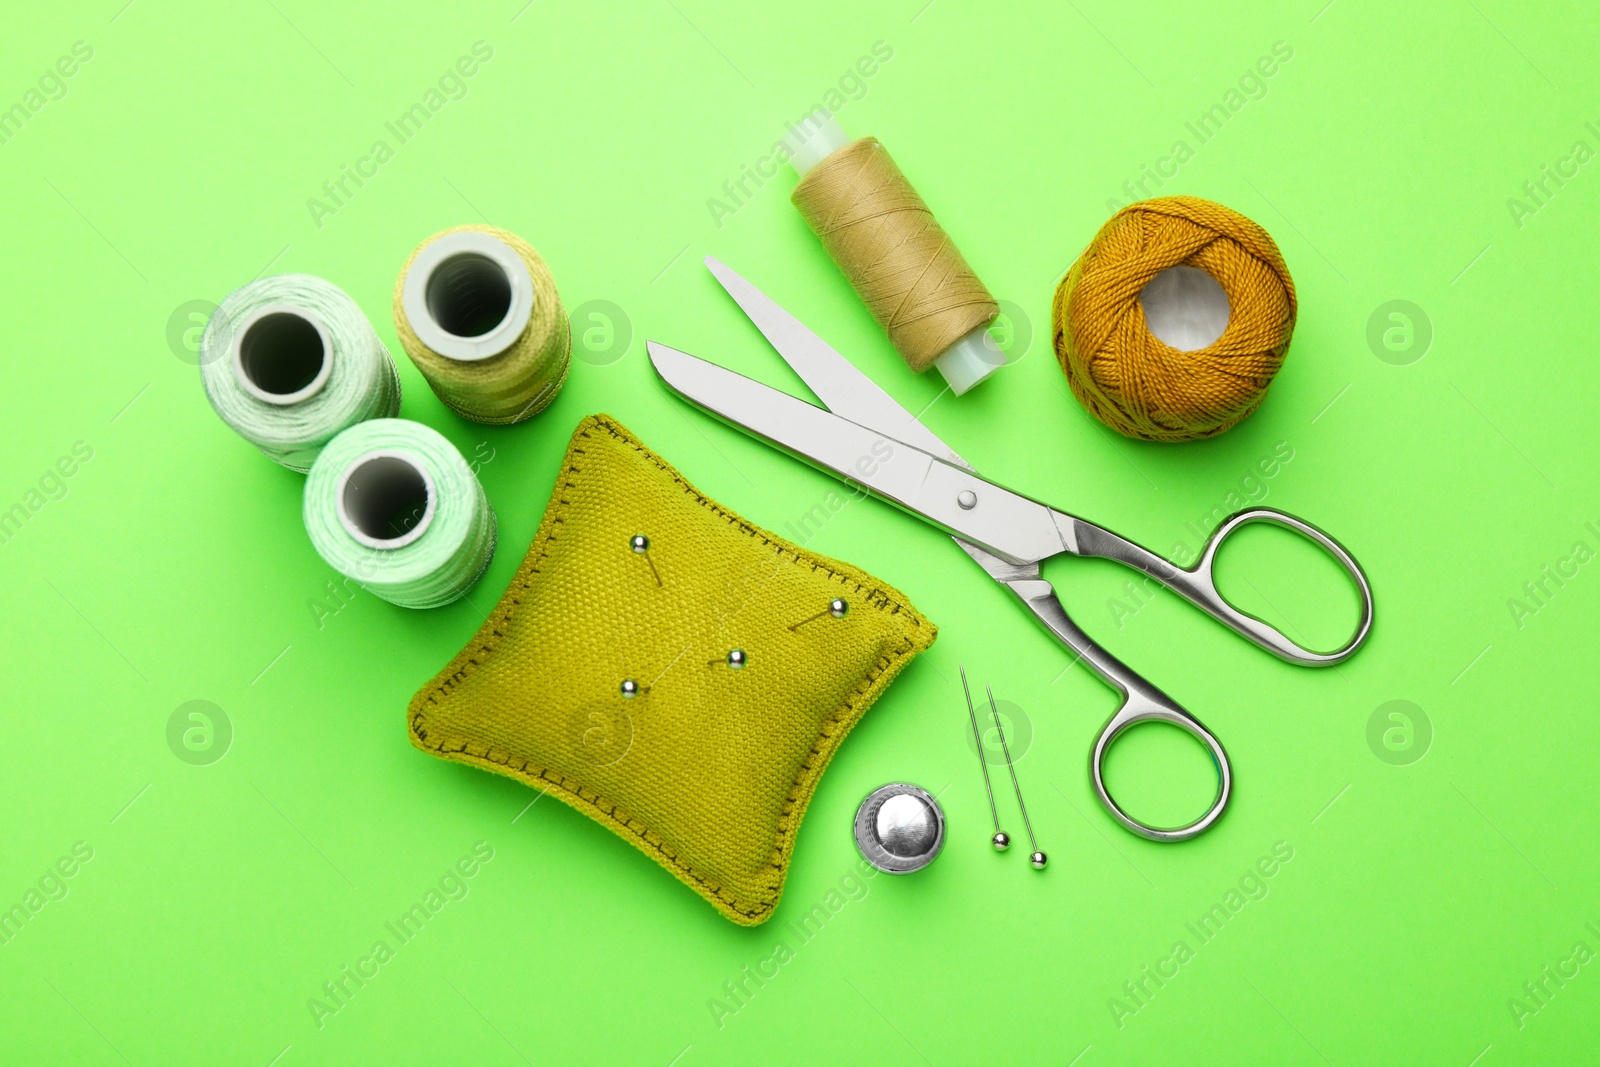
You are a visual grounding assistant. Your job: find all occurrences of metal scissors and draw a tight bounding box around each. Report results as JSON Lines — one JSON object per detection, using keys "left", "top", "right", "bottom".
{"left": 647, "top": 257, "right": 1374, "bottom": 842}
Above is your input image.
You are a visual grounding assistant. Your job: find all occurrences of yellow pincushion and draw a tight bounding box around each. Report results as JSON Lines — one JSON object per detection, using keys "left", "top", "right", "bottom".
{"left": 408, "top": 414, "right": 936, "bottom": 924}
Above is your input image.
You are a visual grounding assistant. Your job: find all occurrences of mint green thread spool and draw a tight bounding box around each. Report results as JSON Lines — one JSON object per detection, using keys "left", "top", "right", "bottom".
{"left": 304, "top": 419, "right": 496, "bottom": 608}
{"left": 200, "top": 274, "right": 401, "bottom": 472}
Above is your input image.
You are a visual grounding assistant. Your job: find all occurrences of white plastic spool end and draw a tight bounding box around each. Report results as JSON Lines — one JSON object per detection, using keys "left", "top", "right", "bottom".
{"left": 782, "top": 111, "right": 850, "bottom": 179}
{"left": 934, "top": 326, "right": 1007, "bottom": 395}
{"left": 401, "top": 231, "right": 536, "bottom": 363}
{"left": 230, "top": 303, "right": 334, "bottom": 406}
{"left": 335, "top": 449, "right": 437, "bottom": 551}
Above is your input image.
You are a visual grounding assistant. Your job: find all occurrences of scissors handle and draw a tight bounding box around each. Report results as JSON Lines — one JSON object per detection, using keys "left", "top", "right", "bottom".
{"left": 1071, "top": 507, "right": 1374, "bottom": 666}
{"left": 1005, "top": 575, "right": 1231, "bottom": 843}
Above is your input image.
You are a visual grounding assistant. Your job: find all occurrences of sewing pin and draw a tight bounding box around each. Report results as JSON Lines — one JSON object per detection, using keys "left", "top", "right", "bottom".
{"left": 960, "top": 665, "right": 1008, "bottom": 851}
{"left": 630, "top": 534, "right": 661, "bottom": 586}
{"left": 789, "top": 597, "right": 848, "bottom": 631}
{"left": 707, "top": 649, "right": 748, "bottom": 669}
{"left": 987, "top": 684, "right": 1046, "bottom": 869}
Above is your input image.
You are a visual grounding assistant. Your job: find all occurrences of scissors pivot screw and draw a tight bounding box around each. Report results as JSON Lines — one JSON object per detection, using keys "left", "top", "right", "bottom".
{"left": 957, "top": 490, "right": 977, "bottom": 510}
{"left": 620, "top": 679, "right": 640, "bottom": 699}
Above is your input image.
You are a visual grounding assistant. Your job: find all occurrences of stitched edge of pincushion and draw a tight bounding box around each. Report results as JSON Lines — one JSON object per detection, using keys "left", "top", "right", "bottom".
{"left": 407, "top": 413, "right": 936, "bottom": 925}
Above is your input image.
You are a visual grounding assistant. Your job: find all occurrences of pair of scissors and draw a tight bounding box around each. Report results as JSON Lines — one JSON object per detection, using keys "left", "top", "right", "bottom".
{"left": 647, "top": 257, "right": 1374, "bottom": 842}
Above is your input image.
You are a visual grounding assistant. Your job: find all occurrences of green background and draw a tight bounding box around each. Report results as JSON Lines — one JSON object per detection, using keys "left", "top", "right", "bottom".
{"left": 2, "top": 0, "right": 1596, "bottom": 1062}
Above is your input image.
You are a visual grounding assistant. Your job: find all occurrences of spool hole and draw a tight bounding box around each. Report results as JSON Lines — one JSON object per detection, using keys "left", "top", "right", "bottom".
{"left": 238, "top": 311, "right": 327, "bottom": 399}
{"left": 340, "top": 454, "right": 433, "bottom": 546}
{"left": 1139, "top": 265, "right": 1230, "bottom": 351}
{"left": 425, "top": 252, "right": 514, "bottom": 338}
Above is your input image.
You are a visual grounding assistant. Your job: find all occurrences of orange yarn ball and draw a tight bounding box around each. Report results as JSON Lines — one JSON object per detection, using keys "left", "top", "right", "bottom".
{"left": 1051, "top": 196, "right": 1296, "bottom": 442}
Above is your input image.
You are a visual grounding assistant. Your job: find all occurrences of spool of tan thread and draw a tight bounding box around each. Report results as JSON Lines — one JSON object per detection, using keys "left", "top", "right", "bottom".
{"left": 1052, "top": 196, "right": 1296, "bottom": 442}
{"left": 785, "top": 115, "right": 1002, "bottom": 395}
{"left": 393, "top": 225, "right": 571, "bottom": 425}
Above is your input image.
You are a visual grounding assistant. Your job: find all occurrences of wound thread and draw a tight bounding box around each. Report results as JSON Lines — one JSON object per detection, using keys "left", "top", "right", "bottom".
{"left": 791, "top": 137, "right": 998, "bottom": 374}
{"left": 303, "top": 418, "right": 497, "bottom": 608}
{"left": 394, "top": 225, "right": 571, "bottom": 425}
{"left": 199, "top": 274, "right": 402, "bottom": 472}
{"left": 1052, "top": 196, "right": 1296, "bottom": 442}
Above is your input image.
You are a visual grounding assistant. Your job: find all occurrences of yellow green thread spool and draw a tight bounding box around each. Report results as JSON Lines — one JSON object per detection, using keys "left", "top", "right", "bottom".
{"left": 394, "top": 225, "right": 571, "bottom": 425}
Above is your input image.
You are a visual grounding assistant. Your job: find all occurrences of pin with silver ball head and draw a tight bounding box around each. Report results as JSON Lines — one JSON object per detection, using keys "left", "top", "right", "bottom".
{"left": 987, "top": 684, "right": 1046, "bottom": 870}
{"left": 630, "top": 533, "right": 661, "bottom": 586}
{"left": 960, "top": 665, "right": 1009, "bottom": 852}
{"left": 790, "top": 596, "right": 849, "bottom": 631}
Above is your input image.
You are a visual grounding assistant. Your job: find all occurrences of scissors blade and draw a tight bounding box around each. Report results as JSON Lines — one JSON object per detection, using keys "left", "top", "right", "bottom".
{"left": 647, "top": 341, "right": 1072, "bottom": 565}
{"left": 703, "top": 256, "right": 967, "bottom": 467}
